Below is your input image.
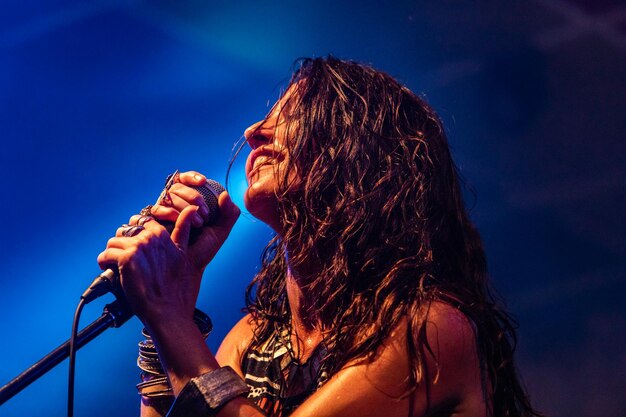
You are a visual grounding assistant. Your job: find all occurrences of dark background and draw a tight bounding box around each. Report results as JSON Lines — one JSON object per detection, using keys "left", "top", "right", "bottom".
{"left": 0, "top": 1, "right": 624, "bottom": 416}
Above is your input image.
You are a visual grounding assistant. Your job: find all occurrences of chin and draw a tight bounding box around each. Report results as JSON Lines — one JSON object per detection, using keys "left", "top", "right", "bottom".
{"left": 244, "top": 185, "right": 282, "bottom": 232}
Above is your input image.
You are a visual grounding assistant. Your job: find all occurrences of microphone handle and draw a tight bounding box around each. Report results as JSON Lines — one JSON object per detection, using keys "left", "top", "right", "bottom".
{"left": 80, "top": 218, "right": 206, "bottom": 304}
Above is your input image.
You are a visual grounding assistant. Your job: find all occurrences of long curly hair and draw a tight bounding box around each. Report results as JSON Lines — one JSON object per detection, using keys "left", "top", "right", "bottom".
{"left": 239, "top": 56, "right": 541, "bottom": 417}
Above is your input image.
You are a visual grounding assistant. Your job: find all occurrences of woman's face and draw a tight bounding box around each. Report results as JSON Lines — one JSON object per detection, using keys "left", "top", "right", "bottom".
{"left": 243, "top": 86, "right": 300, "bottom": 232}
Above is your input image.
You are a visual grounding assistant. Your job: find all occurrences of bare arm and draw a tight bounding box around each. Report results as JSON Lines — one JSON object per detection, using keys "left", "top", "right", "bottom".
{"left": 138, "top": 313, "right": 255, "bottom": 417}
{"left": 97, "top": 172, "right": 241, "bottom": 416}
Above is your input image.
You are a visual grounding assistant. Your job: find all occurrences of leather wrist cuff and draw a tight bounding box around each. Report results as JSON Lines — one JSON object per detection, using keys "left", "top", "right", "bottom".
{"left": 167, "top": 366, "right": 249, "bottom": 417}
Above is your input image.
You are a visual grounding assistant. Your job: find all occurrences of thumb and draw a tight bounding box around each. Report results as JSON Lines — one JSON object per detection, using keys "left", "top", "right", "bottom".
{"left": 171, "top": 205, "right": 202, "bottom": 252}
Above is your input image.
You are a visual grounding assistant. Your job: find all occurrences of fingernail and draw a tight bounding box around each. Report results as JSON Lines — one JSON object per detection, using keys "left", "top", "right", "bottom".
{"left": 199, "top": 205, "right": 209, "bottom": 217}
{"left": 194, "top": 173, "right": 205, "bottom": 182}
{"left": 193, "top": 212, "right": 204, "bottom": 225}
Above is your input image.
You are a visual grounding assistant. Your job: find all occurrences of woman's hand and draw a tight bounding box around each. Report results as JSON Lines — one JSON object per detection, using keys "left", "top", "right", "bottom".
{"left": 96, "top": 172, "right": 240, "bottom": 325}
{"left": 148, "top": 171, "right": 240, "bottom": 278}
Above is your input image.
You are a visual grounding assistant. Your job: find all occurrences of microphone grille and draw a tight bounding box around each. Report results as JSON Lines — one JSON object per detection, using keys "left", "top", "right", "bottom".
{"left": 192, "top": 180, "right": 226, "bottom": 224}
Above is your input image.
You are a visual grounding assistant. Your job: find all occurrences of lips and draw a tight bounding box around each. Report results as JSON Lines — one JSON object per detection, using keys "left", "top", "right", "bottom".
{"left": 246, "top": 146, "right": 283, "bottom": 178}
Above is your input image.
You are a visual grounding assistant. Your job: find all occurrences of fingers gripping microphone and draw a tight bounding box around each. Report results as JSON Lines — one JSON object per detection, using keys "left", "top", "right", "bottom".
{"left": 184, "top": 179, "right": 226, "bottom": 225}
{"left": 81, "top": 179, "right": 226, "bottom": 304}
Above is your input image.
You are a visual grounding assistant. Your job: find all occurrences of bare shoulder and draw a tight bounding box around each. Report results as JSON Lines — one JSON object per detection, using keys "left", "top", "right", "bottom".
{"left": 370, "top": 301, "right": 485, "bottom": 413}
{"left": 290, "top": 301, "right": 487, "bottom": 417}
{"left": 215, "top": 313, "right": 257, "bottom": 377}
{"left": 365, "top": 301, "right": 487, "bottom": 416}
{"left": 414, "top": 300, "right": 488, "bottom": 417}
{"left": 422, "top": 301, "right": 479, "bottom": 368}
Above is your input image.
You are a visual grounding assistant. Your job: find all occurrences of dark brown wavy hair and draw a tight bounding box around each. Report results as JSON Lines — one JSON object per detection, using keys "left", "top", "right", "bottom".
{"left": 238, "top": 56, "right": 541, "bottom": 417}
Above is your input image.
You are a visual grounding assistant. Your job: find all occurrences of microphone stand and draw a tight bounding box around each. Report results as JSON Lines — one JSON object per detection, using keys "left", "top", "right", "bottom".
{"left": 0, "top": 297, "right": 134, "bottom": 405}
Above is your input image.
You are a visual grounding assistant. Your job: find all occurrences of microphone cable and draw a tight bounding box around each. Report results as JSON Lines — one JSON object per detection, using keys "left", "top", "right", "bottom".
{"left": 67, "top": 297, "right": 86, "bottom": 417}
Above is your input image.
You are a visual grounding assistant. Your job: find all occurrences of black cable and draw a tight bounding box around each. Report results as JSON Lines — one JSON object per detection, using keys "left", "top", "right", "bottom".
{"left": 68, "top": 298, "right": 86, "bottom": 417}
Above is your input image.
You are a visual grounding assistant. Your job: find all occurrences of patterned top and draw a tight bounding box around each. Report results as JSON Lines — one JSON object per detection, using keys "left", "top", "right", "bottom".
{"left": 241, "top": 322, "right": 328, "bottom": 417}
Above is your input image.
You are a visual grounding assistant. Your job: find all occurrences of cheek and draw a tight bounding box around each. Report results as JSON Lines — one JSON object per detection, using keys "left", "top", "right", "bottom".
{"left": 282, "top": 161, "right": 303, "bottom": 192}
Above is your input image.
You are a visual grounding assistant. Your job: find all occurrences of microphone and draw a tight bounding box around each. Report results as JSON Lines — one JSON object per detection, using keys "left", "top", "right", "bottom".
{"left": 81, "top": 179, "right": 226, "bottom": 304}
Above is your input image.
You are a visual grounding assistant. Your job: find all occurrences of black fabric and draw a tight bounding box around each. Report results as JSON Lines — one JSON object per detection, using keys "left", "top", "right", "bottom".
{"left": 241, "top": 322, "right": 328, "bottom": 417}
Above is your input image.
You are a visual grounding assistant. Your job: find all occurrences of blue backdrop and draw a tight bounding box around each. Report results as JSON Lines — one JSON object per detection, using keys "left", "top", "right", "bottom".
{"left": 0, "top": 2, "right": 624, "bottom": 416}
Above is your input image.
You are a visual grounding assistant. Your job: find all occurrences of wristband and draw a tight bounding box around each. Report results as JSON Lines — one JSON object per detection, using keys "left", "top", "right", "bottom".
{"left": 167, "top": 367, "right": 249, "bottom": 417}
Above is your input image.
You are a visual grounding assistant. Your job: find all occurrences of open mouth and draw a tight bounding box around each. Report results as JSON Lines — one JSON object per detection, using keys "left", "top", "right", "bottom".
{"left": 246, "top": 147, "right": 285, "bottom": 178}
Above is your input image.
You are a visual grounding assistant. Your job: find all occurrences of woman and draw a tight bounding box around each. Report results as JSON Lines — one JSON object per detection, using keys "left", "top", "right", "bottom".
{"left": 98, "top": 57, "right": 541, "bottom": 417}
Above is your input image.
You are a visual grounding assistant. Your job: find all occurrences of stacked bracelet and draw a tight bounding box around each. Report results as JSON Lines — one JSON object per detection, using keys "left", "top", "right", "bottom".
{"left": 136, "top": 375, "right": 172, "bottom": 397}
{"left": 136, "top": 309, "right": 213, "bottom": 398}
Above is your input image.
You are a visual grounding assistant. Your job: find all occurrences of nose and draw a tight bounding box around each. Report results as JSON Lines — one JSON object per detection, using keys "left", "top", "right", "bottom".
{"left": 244, "top": 120, "right": 273, "bottom": 149}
